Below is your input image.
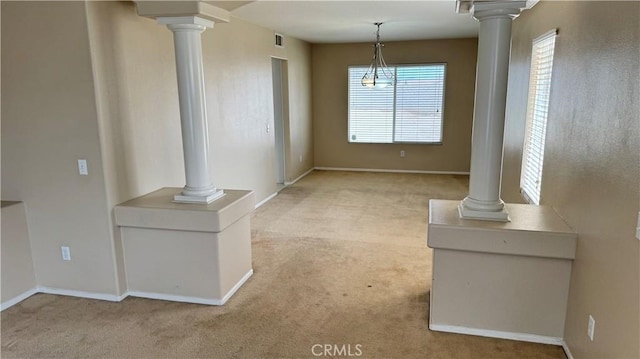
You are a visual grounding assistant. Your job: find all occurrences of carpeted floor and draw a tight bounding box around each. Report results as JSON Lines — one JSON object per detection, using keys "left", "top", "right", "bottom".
{"left": 1, "top": 170, "right": 566, "bottom": 358}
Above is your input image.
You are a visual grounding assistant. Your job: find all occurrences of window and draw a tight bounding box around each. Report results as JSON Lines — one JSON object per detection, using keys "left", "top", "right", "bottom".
{"left": 348, "top": 64, "right": 446, "bottom": 144}
{"left": 520, "top": 30, "right": 557, "bottom": 205}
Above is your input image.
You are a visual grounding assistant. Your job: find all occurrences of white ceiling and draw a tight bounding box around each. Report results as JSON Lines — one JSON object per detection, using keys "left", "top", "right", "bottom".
{"left": 226, "top": 1, "right": 480, "bottom": 43}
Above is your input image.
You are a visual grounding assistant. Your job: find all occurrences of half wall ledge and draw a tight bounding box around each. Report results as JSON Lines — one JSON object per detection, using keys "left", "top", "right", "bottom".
{"left": 114, "top": 187, "right": 255, "bottom": 305}
{"left": 427, "top": 199, "right": 577, "bottom": 344}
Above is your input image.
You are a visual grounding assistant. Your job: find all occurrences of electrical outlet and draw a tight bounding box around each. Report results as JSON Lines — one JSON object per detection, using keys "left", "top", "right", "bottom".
{"left": 587, "top": 315, "right": 595, "bottom": 341}
{"left": 61, "top": 246, "right": 71, "bottom": 261}
{"left": 78, "top": 159, "right": 88, "bottom": 176}
{"left": 636, "top": 211, "right": 640, "bottom": 240}
{"left": 400, "top": 150, "right": 405, "bottom": 158}
{"left": 266, "top": 124, "right": 270, "bottom": 133}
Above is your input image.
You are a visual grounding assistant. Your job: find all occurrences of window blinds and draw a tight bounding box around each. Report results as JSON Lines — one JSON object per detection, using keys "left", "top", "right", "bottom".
{"left": 348, "top": 64, "right": 446, "bottom": 144}
{"left": 348, "top": 66, "right": 395, "bottom": 143}
{"left": 520, "top": 30, "right": 557, "bottom": 205}
{"left": 394, "top": 66, "right": 445, "bottom": 142}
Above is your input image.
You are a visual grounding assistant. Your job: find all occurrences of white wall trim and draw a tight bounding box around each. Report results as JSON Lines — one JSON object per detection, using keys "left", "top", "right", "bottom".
{"left": 285, "top": 167, "right": 314, "bottom": 185}
{"left": 126, "top": 269, "right": 253, "bottom": 306}
{"left": 220, "top": 269, "right": 253, "bottom": 305}
{"left": 1, "top": 287, "right": 39, "bottom": 311}
{"left": 314, "top": 167, "right": 470, "bottom": 175}
{"left": 562, "top": 340, "right": 575, "bottom": 359}
{"left": 429, "top": 324, "right": 563, "bottom": 346}
{"left": 38, "top": 286, "right": 124, "bottom": 302}
{"left": 1, "top": 287, "right": 128, "bottom": 310}
{"left": 255, "top": 192, "right": 278, "bottom": 209}
{"left": 126, "top": 291, "right": 224, "bottom": 305}
{"left": 1, "top": 270, "right": 254, "bottom": 309}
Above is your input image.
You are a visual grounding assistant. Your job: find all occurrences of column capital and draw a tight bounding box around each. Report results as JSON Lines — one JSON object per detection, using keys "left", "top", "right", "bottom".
{"left": 472, "top": 1, "right": 528, "bottom": 21}
{"left": 157, "top": 16, "right": 214, "bottom": 30}
{"left": 457, "top": 1, "right": 532, "bottom": 20}
{"left": 135, "top": 1, "right": 230, "bottom": 24}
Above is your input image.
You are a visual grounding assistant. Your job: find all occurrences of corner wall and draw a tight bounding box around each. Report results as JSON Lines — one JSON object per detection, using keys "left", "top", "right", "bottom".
{"left": 502, "top": 2, "right": 640, "bottom": 358}
{"left": 280, "top": 36, "right": 314, "bottom": 182}
{"left": 201, "top": 15, "right": 313, "bottom": 191}
{"left": 2, "top": 0, "right": 313, "bottom": 300}
{"left": 1, "top": 1, "right": 119, "bottom": 295}
{"left": 312, "top": 38, "right": 477, "bottom": 172}
{"left": 86, "top": 1, "right": 313, "bottom": 208}
{"left": 85, "top": 0, "right": 314, "bottom": 293}
{"left": 1, "top": 202, "right": 37, "bottom": 306}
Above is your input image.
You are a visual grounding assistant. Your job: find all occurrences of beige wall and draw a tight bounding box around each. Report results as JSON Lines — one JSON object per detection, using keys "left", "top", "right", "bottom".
{"left": 86, "top": 1, "right": 184, "bottom": 295}
{"left": 2, "top": 1, "right": 313, "bottom": 297}
{"left": 502, "top": 2, "right": 639, "bottom": 358}
{"left": 312, "top": 39, "right": 477, "bottom": 172}
{"left": 200, "top": 14, "right": 313, "bottom": 188}
{"left": 86, "top": 1, "right": 313, "bottom": 207}
{"left": 1, "top": 202, "right": 37, "bottom": 304}
{"left": 282, "top": 38, "right": 314, "bottom": 181}
{"left": 86, "top": 1, "right": 184, "bottom": 208}
{"left": 1, "top": 1, "right": 120, "bottom": 295}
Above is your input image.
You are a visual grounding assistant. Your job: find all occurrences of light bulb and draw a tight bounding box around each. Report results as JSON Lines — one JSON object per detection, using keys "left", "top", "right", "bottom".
{"left": 361, "top": 76, "right": 393, "bottom": 89}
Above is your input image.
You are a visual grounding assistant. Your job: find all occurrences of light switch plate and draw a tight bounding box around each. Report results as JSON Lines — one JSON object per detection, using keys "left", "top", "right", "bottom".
{"left": 61, "top": 246, "right": 71, "bottom": 261}
{"left": 78, "top": 159, "right": 88, "bottom": 176}
{"left": 636, "top": 211, "right": 640, "bottom": 240}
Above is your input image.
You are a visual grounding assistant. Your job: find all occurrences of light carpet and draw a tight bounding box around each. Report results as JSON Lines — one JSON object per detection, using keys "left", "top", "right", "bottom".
{"left": 1, "top": 170, "right": 566, "bottom": 358}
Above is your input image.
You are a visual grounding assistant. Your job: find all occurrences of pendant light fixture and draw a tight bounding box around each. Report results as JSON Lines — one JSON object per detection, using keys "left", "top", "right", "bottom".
{"left": 361, "top": 22, "right": 395, "bottom": 89}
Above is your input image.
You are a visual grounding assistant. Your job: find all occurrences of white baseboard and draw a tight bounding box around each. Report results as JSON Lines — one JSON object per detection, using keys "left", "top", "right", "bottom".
{"left": 1, "top": 287, "right": 39, "bottom": 311}
{"left": 284, "top": 167, "right": 314, "bottom": 185}
{"left": 125, "top": 291, "right": 224, "bottom": 305}
{"left": 126, "top": 269, "right": 253, "bottom": 306}
{"left": 38, "top": 286, "right": 124, "bottom": 302}
{"left": 2, "top": 286, "right": 125, "bottom": 311}
{"left": 256, "top": 192, "right": 278, "bottom": 209}
{"left": 429, "top": 324, "right": 563, "bottom": 346}
{"left": 1, "top": 270, "right": 254, "bottom": 309}
{"left": 314, "top": 167, "right": 470, "bottom": 175}
{"left": 220, "top": 269, "right": 253, "bottom": 305}
{"left": 562, "top": 340, "right": 574, "bottom": 359}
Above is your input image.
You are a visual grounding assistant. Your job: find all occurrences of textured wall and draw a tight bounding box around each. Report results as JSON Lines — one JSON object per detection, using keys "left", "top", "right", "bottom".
{"left": 502, "top": 2, "right": 640, "bottom": 358}
{"left": 312, "top": 38, "right": 477, "bottom": 172}
{"left": 2, "top": 0, "right": 313, "bottom": 297}
{"left": 87, "top": 1, "right": 313, "bottom": 208}
{"left": 1, "top": 1, "right": 119, "bottom": 294}
{"left": 201, "top": 15, "right": 313, "bottom": 188}
{"left": 1, "top": 202, "right": 37, "bottom": 304}
{"left": 86, "top": 1, "right": 313, "bottom": 291}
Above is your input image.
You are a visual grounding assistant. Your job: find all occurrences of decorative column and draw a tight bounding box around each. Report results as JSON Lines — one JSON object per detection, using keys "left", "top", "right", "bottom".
{"left": 158, "top": 16, "right": 224, "bottom": 204}
{"left": 458, "top": 1, "right": 525, "bottom": 221}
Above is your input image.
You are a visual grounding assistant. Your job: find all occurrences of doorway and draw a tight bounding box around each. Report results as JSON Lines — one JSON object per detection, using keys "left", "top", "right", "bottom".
{"left": 271, "top": 58, "right": 288, "bottom": 186}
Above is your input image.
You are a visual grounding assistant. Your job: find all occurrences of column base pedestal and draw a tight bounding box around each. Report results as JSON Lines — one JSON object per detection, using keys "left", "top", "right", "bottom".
{"left": 115, "top": 187, "right": 254, "bottom": 305}
{"left": 458, "top": 201, "right": 510, "bottom": 222}
{"left": 428, "top": 199, "right": 577, "bottom": 344}
{"left": 174, "top": 189, "right": 225, "bottom": 204}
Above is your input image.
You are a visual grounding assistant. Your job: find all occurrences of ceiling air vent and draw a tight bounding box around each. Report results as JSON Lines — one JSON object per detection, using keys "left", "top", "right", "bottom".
{"left": 275, "top": 33, "right": 284, "bottom": 48}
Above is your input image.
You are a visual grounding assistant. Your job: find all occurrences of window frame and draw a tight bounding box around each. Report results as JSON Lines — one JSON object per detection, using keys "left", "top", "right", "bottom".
{"left": 520, "top": 29, "right": 558, "bottom": 205}
{"left": 347, "top": 63, "right": 447, "bottom": 145}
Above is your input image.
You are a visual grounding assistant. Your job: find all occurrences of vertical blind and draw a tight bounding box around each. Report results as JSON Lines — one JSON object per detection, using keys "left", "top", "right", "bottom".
{"left": 348, "top": 64, "right": 446, "bottom": 144}
{"left": 520, "top": 30, "right": 557, "bottom": 205}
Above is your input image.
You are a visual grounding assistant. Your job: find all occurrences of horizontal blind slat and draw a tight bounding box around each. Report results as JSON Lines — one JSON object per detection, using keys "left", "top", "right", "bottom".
{"left": 348, "top": 64, "right": 445, "bottom": 144}
{"left": 520, "top": 32, "right": 556, "bottom": 205}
